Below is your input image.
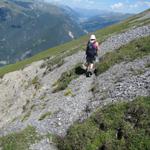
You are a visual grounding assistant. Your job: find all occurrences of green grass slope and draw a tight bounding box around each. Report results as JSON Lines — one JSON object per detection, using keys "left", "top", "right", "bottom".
{"left": 0, "top": 126, "right": 40, "bottom": 150}
{"left": 0, "top": 9, "right": 149, "bottom": 77}
{"left": 56, "top": 96, "right": 150, "bottom": 150}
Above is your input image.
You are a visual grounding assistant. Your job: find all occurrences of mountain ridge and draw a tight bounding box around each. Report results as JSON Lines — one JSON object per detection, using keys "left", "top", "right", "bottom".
{"left": 81, "top": 13, "right": 132, "bottom": 32}
{"left": 0, "top": 0, "right": 85, "bottom": 66}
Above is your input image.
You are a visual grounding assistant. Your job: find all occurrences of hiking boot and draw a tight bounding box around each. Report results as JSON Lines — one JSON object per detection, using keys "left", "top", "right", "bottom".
{"left": 86, "top": 71, "right": 92, "bottom": 77}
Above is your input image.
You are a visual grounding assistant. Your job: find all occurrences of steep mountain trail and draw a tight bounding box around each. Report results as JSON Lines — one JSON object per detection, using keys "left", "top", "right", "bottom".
{"left": 33, "top": 25, "right": 150, "bottom": 92}
{"left": 0, "top": 25, "right": 150, "bottom": 150}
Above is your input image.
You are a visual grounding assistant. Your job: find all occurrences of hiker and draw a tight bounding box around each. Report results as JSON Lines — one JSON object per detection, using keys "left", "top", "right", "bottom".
{"left": 83, "top": 34, "right": 99, "bottom": 77}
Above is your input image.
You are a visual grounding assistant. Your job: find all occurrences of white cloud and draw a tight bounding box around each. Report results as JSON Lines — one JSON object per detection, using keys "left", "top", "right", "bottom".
{"left": 111, "top": 2, "right": 124, "bottom": 10}
{"left": 136, "top": 0, "right": 150, "bottom": 7}
{"left": 144, "top": 1, "right": 150, "bottom": 7}
{"left": 88, "top": 1, "right": 94, "bottom": 4}
{"left": 129, "top": 4, "right": 138, "bottom": 8}
{"left": 110, "top": 0, "right": 150, "bottom": 12}
{"left": 44, "top": 0, "right": 95, "bottom": 7}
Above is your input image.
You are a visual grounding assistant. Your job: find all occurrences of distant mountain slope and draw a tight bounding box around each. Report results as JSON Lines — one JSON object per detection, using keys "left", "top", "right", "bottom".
{"left": 72, "top": 7, "right": 133, "bottom": 30}
{"left": 80, "top": 12, "right": 132, "bottom": 32}
{"left": 0, "top": 0, "right": 84, "bottom": 66}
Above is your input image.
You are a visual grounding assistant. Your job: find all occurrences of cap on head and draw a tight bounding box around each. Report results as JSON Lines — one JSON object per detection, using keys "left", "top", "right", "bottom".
{"left": 90, "top": 34, "right": 96, "bottom": 40}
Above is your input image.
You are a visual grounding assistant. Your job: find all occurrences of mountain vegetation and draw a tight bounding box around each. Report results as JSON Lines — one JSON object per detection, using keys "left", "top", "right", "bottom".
{"left": 0, "top": 6, "right": 149, "bottom": 150}
{"left": 56, "top": 96, "right": 150, "bottom": 150}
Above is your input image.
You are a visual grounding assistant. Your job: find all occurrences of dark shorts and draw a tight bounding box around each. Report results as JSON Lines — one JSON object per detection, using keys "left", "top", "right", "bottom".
{"left": 86, "top": 57, "right": 95, "bottom": 63}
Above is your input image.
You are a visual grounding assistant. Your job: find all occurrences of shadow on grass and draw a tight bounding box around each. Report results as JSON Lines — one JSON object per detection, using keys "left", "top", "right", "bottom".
{"left": 75, "top": 66, "right": 86, "bottom": 75}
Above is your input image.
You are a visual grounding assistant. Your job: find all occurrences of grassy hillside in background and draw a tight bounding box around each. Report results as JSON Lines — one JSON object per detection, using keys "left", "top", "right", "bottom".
{"left": 56, "top": 96, "right": 150, "bottom": 150}
{"left": 0, "top": 9, "right": 150, "bottom": 77}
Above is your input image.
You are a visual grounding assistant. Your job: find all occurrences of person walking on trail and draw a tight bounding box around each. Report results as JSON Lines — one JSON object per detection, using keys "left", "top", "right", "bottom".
{"left": 83, "top": 34, "right": 100, "bottom": 77}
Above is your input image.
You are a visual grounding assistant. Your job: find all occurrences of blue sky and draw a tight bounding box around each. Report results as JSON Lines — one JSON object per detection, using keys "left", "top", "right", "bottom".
{"left": 45, "top": 0, "right": 150, "bottom": 13}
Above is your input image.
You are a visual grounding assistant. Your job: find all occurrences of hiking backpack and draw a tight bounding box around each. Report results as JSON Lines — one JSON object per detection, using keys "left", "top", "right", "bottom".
{"left": 86, "top": 41, "right": 97, "bottom": 58}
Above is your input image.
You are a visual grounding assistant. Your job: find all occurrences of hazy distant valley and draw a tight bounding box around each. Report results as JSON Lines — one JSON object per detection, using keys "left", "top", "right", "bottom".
{"left": 0, "top": 0, "right": 132, "bottom": 66}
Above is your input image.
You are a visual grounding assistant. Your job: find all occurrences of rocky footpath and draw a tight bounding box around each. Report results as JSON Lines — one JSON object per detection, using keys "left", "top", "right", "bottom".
{"left": 0, "top": 25, "right": 150, "bottom": 150}
{"left": 100, "top": 25, "right": 150, "bottom": 55}
{"left": 88, "top": 56, "right": 150, "bottom": 110}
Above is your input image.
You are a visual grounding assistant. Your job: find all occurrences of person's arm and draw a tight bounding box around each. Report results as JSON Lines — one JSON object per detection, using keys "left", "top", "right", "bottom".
{"left": 96, "top": 42, "right": 100, "bottom": 51}
{"left": 95, "top": 42, "right": 99, "bottom": 56}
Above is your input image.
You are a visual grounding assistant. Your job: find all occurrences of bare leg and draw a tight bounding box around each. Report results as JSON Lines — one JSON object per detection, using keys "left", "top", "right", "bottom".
{"left": 90, "top": 63, "right": 94, "bottom": 70}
